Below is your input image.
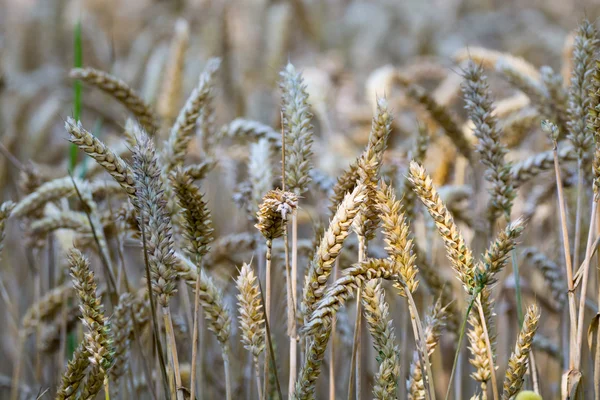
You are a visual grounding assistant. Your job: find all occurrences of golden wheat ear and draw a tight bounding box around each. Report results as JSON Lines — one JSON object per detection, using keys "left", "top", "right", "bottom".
{"left": 502, "top": 304, "right": 541, "bottom": 400}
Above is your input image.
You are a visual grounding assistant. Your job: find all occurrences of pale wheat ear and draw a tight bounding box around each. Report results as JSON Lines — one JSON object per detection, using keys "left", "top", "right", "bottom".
{"left": 510, "top": 145, "right": 577, "bottom": 188}
{"left": 280, "top": 62, "right": 314, "bottom": 196}
{"left": 157, "top": 18, "right": 190, "bottom": 129}
{"left": 454, "top": 47, "right": 541, "bottom": 81}
{"left": 399, "top": 78, "right": 473, "bottom": 162}
{"left": 236, "top": 262, "right": 266, "bottom": 400}
{"left": 65, "top": 117, "right": 137, "bottom": 199}
{"left": 69, "top": 67, "right": 158, "bottom": 133}
{"left": 163, "top": 58, "right": 221, "bottom": 172}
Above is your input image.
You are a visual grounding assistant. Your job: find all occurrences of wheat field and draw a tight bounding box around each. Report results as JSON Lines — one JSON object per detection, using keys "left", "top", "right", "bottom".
{"left": 2, "top": 0, "right": 600, "bottom": 399}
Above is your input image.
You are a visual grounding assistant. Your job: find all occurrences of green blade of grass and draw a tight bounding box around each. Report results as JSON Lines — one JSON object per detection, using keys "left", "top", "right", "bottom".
{"left": 69, "top": 20, "right": 83, "bottom": 173}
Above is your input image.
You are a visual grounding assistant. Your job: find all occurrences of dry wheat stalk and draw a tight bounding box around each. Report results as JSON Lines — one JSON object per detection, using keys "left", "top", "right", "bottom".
{"left": 328, "top": 98, "right": 391, "bottom": 220}
{"left": 303, "top": 258, "right": 396, "bottom": 336}
{"left": 62, "top": 248, "right": 113, "bottom": 400}
{"left": 502, "top": 304, "right": 541, "bottom": 400}
{"left": 66, "top": 117, "right": 137, "bottom": 199}
{"left": 70, "top": 67, "right": 158, "bottom": 133}
{"left": 353, "top": 97, "right": 393, "bottom": 241}
{"left": 56, "top": 343, "right": 91, "bottom": 400}
{"left": 361, "top": 280, "right": 400, "bottom": 400}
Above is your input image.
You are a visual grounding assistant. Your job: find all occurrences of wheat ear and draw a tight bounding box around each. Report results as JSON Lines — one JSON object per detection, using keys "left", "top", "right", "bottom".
{"left": 236, "top": 262, "right": 266, "bottom": 400}
{"left": 462, "top": 60, "right": 515, "bottom": 223}
{"left": 301, "top": 183, "right": 367, "bottom": 320}
{"left": 502, "top": 304, "right": 541, "bottom": 400}
{"left": 408, "top": 161, "right": 475, "bottom": 292}
{"left": 70, "top": 67, "right": 158, "bottom": 133}
{"left": 65, "top": 117, "right": 136, "bottom": 199}
{"left": 163, "top": 58, "right": 221, "bottom": 172}
{"left": 157, "top": 19, "right": 190, "bottom": 127}
{"left": 361, "top": 280, "right": 400, "bottom": 399}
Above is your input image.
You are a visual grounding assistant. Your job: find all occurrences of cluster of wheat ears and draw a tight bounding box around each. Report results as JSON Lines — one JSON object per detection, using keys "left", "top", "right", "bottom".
{"left": 8, "top": 11, "right": 600, "bottom": 400}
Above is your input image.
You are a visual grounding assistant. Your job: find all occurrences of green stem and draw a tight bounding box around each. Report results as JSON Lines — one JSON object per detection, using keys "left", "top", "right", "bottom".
{"left": 444, "top": 287, "right": 482, "bottom": 400}
{"left": 70, "top": 20, "right": 83, "bottom": 173}
{"left": 511, "top": 249, "right": 524, "bottom": 327}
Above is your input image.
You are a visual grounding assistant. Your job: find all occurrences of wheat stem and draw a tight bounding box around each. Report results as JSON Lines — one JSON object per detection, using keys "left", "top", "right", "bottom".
{"left": 290, "top": 212, "right": 298, "bottom": 397}
{"left": 349, "top": 235, "right": 366, "bottom": 400}
{"left": 264, "top": 239, "right": 272, "bottom": 398}
{"left": 574, "top": 159, "right": 584, "bottom": 273}
{"left": 575, "top": 200, "right": 598, "bottom": 370}
{"left": 223, "top": 349, "right": 233, "bottom": 400}
{"left": 551, "top": 138, "right": 578, "bottom": 370}
{"left": 190, "top": 265, "right": 202, "bottom": 400}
